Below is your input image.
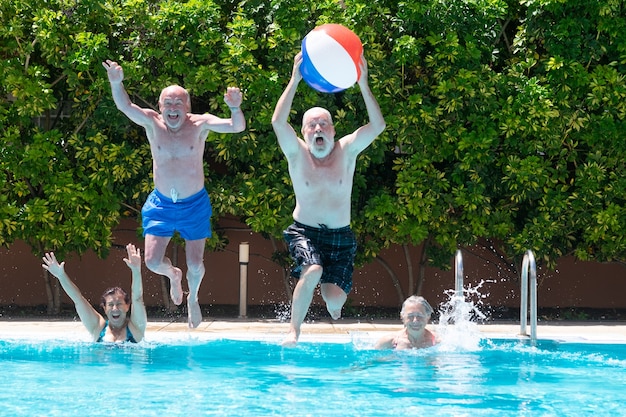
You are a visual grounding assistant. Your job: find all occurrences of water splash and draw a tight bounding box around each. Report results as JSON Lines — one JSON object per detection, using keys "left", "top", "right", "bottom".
{"left": 434, "top": 281, "right": 489, "bottom": 352}
{"left": 273, "top": 302, "right": 291, "bottom": 323}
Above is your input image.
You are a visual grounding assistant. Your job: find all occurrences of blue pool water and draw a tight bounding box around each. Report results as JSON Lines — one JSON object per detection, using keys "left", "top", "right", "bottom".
{"left": 1, "top": 334, "right": 625, "bottom": 416}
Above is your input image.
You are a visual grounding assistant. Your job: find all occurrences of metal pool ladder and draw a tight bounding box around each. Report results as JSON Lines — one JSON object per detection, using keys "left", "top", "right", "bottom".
{"left": 454, "top": 249, "right": 464, "bottom": 298}
{"left": 520, "top": 250, "right": 538, "bottom": 342}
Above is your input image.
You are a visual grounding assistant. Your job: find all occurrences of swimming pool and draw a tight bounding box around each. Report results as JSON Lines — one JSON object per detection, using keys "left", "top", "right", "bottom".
{"left": 1, "top": 332, "right": 624, "bottom": 416}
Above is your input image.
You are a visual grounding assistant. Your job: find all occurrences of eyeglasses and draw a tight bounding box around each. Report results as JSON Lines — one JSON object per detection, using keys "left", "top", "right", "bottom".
{"left": 305, "top": 120, "right": 332, "bottom": 130}
{"left": 404, "top": 312, "right": 429, "bottom": 320}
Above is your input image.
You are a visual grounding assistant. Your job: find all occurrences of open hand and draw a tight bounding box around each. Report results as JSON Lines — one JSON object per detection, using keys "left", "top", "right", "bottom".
{"left": 224, "top": 87, "right": 243, "bottom": 108}
{"left": 123, "top": 243, "right": 142, "bottom": 271}
{"left": 102, "top": 60, "right": 124, "bottom": 84}
{"left": 292, "top": 52, "right": 303, "bottom": 83}
{"left": 42, "top": 252, "right": 65, "bottom": 279}
{"left": 357, "top": 53, "right": 369, "bottom": 86}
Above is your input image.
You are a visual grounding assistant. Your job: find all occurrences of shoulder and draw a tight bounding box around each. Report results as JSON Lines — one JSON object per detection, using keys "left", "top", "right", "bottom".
{"left": 426, "top": 329, "right": 438, "bottom": 345}
{"left": 338, "top": 123, "right": 380, "bottom": 156}
{"left": 135, "top": 106, "right": 160, "bottom": 122}
{"left": 189, "top": 112, "right": 220, "bottom": 125}
{"left": 375, "top": 331, "right": 400, "bottom": 349}
{"left": 122, "top": 105, "right": 161, "bottom": 130}
{"left": 337, "top": 134, "right": 363, "bottom": 159}
{"left": 283, "top": 136, "right": 308, "bottom": 160}
{"left": 142, "top": 107, "right": 160, "bottom": 117}
{"left": 185, "top": 113, "right": 222, "bottom": 134}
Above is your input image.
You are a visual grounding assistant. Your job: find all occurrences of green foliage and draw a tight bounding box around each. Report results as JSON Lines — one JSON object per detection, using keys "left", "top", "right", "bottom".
{"left": 1, "top": 0, "right": 625, "bottom": 273}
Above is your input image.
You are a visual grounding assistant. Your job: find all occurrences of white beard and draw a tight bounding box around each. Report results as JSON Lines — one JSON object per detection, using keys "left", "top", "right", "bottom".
{"left": 310, "top": 138, "right": 334, "bottom": 159}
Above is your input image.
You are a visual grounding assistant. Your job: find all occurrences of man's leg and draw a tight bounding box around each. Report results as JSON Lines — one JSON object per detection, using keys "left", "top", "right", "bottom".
{"left": 282, "top": 264, "right": 322, "bottom": 347}
{"left": 144, "top": 235, "right": 183, "bottom": 305}
{"left": 321, "top": 283, "right": 347, "bottom": 320}
{"left": 184, "top": 238, "right": 206, "bottom": 328}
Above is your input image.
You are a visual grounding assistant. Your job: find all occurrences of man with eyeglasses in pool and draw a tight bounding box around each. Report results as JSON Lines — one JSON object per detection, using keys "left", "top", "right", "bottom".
{"left": 272, "top": 51, "right": 386, "bottom": 346}
{"left": 375, "top": 295, "right": 438, "bottom": 349}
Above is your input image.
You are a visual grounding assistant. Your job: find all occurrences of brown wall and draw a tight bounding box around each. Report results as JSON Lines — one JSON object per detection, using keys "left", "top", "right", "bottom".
{"left": 1, "top": 217, "right": 625, "bottom": 310}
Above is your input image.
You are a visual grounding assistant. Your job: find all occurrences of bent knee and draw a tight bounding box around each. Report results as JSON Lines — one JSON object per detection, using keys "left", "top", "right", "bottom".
{"left": 321, "top": 283, "right": 347, "bottom": 301}
{"left": 302, "top": 264, "right": 323, "bottom": 277}
{"left": 187, "top": 262, "right": 205, "bottom": 276}
{"left": 301, "top": 265, "right": 323, "bottom": 283}
{"left": 298, "top": 264, "right": 322, "bottom": 288}
{"left": 144, "top": 255, "right": 163, "bottom": 272}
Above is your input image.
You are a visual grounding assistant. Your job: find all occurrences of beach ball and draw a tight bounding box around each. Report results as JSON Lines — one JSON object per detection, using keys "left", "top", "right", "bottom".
{"left": 300, "top": 24, "right": 363, "bottom": 93}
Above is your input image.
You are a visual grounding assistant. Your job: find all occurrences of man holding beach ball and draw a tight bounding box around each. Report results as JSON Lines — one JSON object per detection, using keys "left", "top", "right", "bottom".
{"left": 272, "top": 24, "right": 386, "bottom": 346}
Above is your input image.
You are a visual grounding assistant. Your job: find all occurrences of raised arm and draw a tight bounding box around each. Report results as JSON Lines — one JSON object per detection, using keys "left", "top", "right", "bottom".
{"left": 123, "top": 243, "right": 147, "bottom": 342}
{"left": 223, "top": 87, "right": 246, "bottom": 132}
{"left": 198, "top": 87, "right": 246, "bottom": 134}
{"left": 341, "top": 55, "right": 386, "bottom": 155}
{"left": 271, "top": 53, "right": 304, "bottom": 157}
{"left": 42, "top": 253, "right": 104, "bottom": 338}
{"left": 102, "top": 60, "right": 158, "bottom": 128}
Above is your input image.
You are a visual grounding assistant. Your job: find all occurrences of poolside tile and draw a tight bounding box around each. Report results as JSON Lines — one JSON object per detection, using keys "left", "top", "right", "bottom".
{"left": 1, "top": 319, "right": 626, "bottom": 343}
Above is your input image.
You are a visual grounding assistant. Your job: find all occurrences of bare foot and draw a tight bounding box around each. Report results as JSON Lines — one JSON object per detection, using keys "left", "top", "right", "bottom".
{"left": 328, "top": 308, "right": 342, "bottom": 320}
{"left": 187, "top": 297, "right": 202, "bottom": 329}
{"left": 170, "top": 267, "right": 183, "bottom": 305}
{"left": 281, "top": 330, "right": 299, "bottom": 347}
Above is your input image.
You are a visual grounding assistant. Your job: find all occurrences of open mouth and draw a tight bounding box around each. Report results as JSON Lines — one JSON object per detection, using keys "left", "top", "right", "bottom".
{"left": 314, "top": 134, "right": 324, "bottom": 145}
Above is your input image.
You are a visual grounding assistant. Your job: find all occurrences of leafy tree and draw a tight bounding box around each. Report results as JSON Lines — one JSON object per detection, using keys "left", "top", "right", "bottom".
{"left": 1, "top": 0, "right": 151, "bottom": 312}
{"left": 498, "top": 0, "right": 626, "bottom": 265}
{"left": 1, "top": 0, "right": 624, "bottom": 313}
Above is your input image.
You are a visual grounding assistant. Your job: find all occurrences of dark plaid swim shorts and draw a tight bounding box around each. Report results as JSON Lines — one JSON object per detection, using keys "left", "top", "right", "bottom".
{"left": 283, "top": 221, "right": 357, "bottom": 294}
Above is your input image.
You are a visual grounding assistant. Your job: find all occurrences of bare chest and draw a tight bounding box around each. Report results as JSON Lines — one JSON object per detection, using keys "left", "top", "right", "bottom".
{"left": 292, "top": 153, "right": 352, "bottom": 194}
{"left": 150, "top": 120, "right": 206, "bottom": 160}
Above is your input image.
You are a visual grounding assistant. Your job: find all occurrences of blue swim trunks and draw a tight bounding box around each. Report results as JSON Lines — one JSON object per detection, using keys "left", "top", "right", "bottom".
{"left": 141, "top": 189, "right": 212, "bottom": 240}
{"left": 283, "top": 221, "right": 357, "bottom": 294}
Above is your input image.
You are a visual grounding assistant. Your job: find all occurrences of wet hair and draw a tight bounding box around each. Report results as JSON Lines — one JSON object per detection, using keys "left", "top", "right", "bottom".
{"left": 400, "top": 295, "right": 434, "bottom": 318}
{"left": 100, "top": 287, "right": 130, "bottom": 308}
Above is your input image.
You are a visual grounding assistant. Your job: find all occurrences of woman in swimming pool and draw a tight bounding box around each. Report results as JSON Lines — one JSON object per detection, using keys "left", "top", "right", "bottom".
{"left": 375, "top": 295, "right": 438, "bottom": 350}
{"left": 42, "top": 243, "right": 147, "bottom": 343}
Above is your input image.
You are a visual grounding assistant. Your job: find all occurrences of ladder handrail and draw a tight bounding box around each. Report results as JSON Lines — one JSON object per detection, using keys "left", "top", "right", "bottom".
{"left": 520, "top": 250, "right": 537, "bottom": 341}
{"left": 455, "top": 249, "right": 464, "bottom": 298}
